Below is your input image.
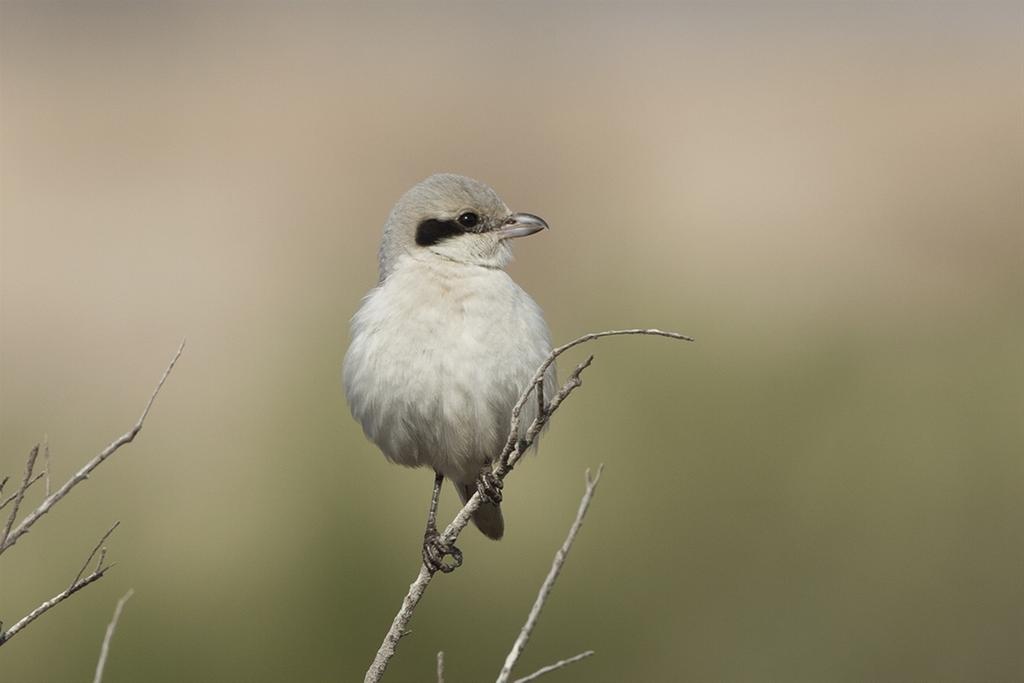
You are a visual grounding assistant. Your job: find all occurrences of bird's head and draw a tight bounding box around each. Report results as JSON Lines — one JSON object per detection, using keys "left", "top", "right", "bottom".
{"left": 378, "top": 173, "right": 548, "bottom": 279}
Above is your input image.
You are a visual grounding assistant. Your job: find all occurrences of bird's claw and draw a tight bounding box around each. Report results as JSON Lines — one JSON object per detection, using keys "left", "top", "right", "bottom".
{"left": 477, "top": 469, "right": 504, "bottom": 505}
{"left": 423, "top": 530, "right": 463, "bottom": 574}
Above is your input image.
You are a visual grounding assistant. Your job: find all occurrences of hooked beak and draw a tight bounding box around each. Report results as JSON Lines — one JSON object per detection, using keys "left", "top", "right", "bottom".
{"left": 495, "top": 212, "right": 549, "bottom": 240}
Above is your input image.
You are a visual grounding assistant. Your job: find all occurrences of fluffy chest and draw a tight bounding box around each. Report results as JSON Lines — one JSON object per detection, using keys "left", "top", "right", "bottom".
{"left": 361, "top": 261, "right": 543, "bottom": 380}
{"left": 343, "top": 258, "right": 553, "bottom": 477}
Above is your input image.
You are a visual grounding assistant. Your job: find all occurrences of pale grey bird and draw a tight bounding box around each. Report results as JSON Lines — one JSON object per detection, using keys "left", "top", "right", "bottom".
{"left": 343, "top": 173, "right": 556, "bottom": 572}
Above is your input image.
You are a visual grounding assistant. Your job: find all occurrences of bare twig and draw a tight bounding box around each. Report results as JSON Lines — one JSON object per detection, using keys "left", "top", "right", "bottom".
{"left": 496, "top": 467, "right": 603, "bottom": 683}
{"left": 499, "top": 328, "right": 692, "bottom": 473}
{"left": 512, "top": 651, "right": 596, "bottom": 683}
{"left": 363, "top": 328, "right": 691, "bottom": 683}
{"left": 72, "top": 521, "right": 120, "bottom": 588}
{"left": 0, "top": 525, "right": 119, "bottom": 646}
{"left": 0, "top": 340, "right": 185, "bottom": 555}
{"left": 0, "top": 569, "right": 110, "bottom": 645}
{"left": 436, "top": 651, "right": 445, "bottom": 683}
{"left": 0, "top": 472, "right": 45, "bottom": 512}
{"left": 364, "top": 565, "right": 431, "bottom": 683}
{"left": 43, "top": 437, "right": 52, "bottom": 498}
{"left": 1, "top": 445, "right": 40, "bottom": 547}
{"left": 93, "top": 589, "right": 134, "bottom": 683}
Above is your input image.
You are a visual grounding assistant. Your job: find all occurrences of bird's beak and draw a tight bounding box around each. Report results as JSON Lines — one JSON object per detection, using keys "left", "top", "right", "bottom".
{"left": 495, "top": 212, "right": 549, "bottom": 240}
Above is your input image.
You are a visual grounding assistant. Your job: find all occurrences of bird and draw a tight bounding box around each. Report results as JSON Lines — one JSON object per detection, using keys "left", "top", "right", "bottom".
{"left": 343, "top": 173, "right": 556, "bottom": 573}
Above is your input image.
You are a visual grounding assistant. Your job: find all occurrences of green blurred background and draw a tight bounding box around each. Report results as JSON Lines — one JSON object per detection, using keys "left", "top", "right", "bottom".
{"left": 2, "top": 2, "right": 1021, "bottom": 681}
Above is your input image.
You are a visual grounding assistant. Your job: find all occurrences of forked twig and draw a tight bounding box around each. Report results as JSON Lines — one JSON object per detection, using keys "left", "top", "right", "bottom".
{"left": 0, "top": 342, "right": 184, "bottom": 650}
{"left": 0, "top": 473, "right": 46, "bottom": 512}
{"left": 1, "top": 445, "right": 40, "bottom": 547}
{"left": 0, "top": 524, "right": 120, "bottom": 646}
{"left": 364, "top": 329, "right": 691, "bottom": 683}
{"left": 0, "top": 340, "right": 185, "bottom": 555}
{"left": 71, "top": 521, "right": 121, "bottom": 588}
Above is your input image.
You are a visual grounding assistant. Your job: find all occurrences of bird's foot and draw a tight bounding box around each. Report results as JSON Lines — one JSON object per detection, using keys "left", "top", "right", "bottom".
{"left": 476, "top": 468, "right": 504, "bottom": 505}
{"left": 422, "top": 530, "right": 463, "bottom": 574}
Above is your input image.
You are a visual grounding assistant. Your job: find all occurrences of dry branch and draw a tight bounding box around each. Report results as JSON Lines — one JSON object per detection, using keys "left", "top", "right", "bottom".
{"left": 93, "top": 589, "right": 134, "bottom": 683}
{"left": 71, "top": 521, "right": 121, "bottom": 589}
{"left": 363, "top": 328, "right": 692, "bottom": 683}
{"left": 0, "top": 340, "right": 184, "bottom": 555}
{"left": 0, "top": 525, "right": 119, "bottom": 646}
{"left": 512, "top": 651, "right": 596, "bottom": 683}
{"left": 496, "top": 466, "right": 603, "bottom": 683}
{"left": 42, "top": 439, "right": 52, "bottom": 498}
{"left": 1, "top": 445, "right": 40, "bottom": 547}
{"left": 0, "top": 342, "right": 184, "bottom": 650}
{"left": 0, "top": 473, "right": 46, "bottom": 512}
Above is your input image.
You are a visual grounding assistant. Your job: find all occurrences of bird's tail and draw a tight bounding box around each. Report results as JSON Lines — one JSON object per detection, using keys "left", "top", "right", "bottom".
{"left": 457, "top": 482, "right": 504, "bottom": 540}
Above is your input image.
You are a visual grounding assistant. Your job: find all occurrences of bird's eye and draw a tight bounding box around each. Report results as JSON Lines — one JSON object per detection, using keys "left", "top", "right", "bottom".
{"left": 457, "top": 212, "right": 479, "bottom": 228}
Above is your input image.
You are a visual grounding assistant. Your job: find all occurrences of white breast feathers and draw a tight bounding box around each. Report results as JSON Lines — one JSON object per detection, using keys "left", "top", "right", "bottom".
{"left": 343, "top": 256, "right": 556, "bottom": 485}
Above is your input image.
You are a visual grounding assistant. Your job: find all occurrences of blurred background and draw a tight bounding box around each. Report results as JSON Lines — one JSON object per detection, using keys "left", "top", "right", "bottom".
{"left": 1, "top": 2, "right": 1021, "bottom": 681}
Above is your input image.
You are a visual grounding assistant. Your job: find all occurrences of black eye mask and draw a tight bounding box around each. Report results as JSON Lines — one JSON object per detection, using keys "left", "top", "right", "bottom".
{"left": 415, "top": 219, "right": 465, "bottom": 247}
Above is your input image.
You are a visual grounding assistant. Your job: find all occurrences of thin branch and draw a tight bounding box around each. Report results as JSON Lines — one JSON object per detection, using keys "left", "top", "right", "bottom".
{"left": 1, "top": 445, "right": 40, "bottom": 547}
{"left": 0, "top": 525, "right": 119, "bottom": 647}
{"left": 0, "top": 472, "right": 45, "bottom": 512}
{"left": 363, "top": 328, "right": 691, "bottom": 683}
{"left": 43, "top": 437, "right": 52, "bottom": 498}
{"left": 499, "top": 328, "right": 693, "bottom": 472}
{"left": 93, "top": 589, "right": 134, "bottom": 683}
{"left": 0, "top": 340, "right": 185, "bottom": 555}
{"left": 436, "top": 651, "right": 445, "bottom": 683}
{"left": 511, "top": 356, "right": 593, "bottom": 472}
{"left": 72, "top": 521, "right": 120, "bottom": 588}
{"left": 496, "top": 467, "right": 603, "bottom": 683}
{"left": 0, "top": 569, "right": 110, "bottom": 646}
{"left": 512, "top": 651, "right": 595, "bottom": 683}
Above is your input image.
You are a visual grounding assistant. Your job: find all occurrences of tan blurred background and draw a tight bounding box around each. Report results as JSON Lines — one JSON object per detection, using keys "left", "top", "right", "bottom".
{"left": 1, "top": 2, "right": 1021, "bottom": 681}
